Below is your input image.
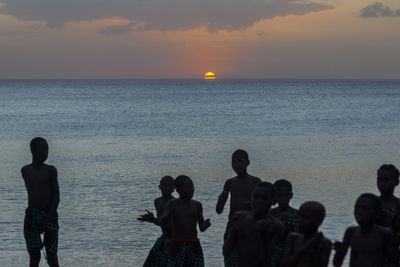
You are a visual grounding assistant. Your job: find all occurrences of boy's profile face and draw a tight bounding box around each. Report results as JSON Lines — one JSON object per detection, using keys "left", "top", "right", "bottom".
{"left": 297, "top": 206, "right": 317, "bottom": 233}
{"left": 377, "top": 170, "right": 398, "bottom": 195}
{"left": 251, "top": 187, "right": 274, "bottom": 216}
{"left": 32, "top": 141, "right": 49, "bottom": 163}
{"left": 231, "top": 155, "right": 249, "bottom": 175}
{"left": 159, "top": 178, "right": 175, "bottom": 196}
{"left": 177, "top": 179, "right": 194, "bottom": 200}
{"left": 275, "top": 186, "right": 293, "bottom": 206}
{"left": 354, "top": 197, "right": 376, "bottom": 226}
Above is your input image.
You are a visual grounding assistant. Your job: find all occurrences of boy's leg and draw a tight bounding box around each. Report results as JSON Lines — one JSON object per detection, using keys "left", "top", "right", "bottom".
{"left": 46, "top": 253, "right": 59, "bottom": 267}
{"left": 28, "top": 251, "right": 41, "bottom": 267}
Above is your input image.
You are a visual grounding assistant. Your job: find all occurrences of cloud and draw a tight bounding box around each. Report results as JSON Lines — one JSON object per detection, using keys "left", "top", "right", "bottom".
{"left": 360, "top": 2, "right": 400, "bottom": 18}
{"left": 97, "top": 22, "right": 141, "bottom": 35}
{"left": 0, "top": 0, "right": 333, "bottom": 32}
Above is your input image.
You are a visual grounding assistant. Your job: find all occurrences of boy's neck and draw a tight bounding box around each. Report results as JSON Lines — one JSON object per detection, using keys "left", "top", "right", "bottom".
{"left": 179, "top": 197, "right": 192, "bottom": 202}
{"left": 278, "top": 204, "right": 290, "bottom": 211}
{"left": 380, "top": 194, "right": 395, "bottom": 201}
{"left": 162, "top": 194, "right": 173, "bottom": 200}
{"left": 237, "top": 172, "right": 248, "bottom": 179}
{"left": 303, "top": 229, "right": 318, "bottom": 239}
{"left": 31, "top": 161, "right": 44, "bottom": 168}
{"left": 359, "top": 223, "right": 375, "bottom": 233}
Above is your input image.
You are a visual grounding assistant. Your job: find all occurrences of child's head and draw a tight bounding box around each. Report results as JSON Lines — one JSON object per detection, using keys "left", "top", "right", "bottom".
{"left": 274, "top": 179, "right": 293, "bottom": 208}
{"left": 251, "top": 181, "right": 275, "bottom": 216}
{"left": 159, "top": 176, "right": 175, "bottom": 197}
{"left": 30, "top": 137, "right": 48, "bottom": 163}
{"left": 175, "top": 175, "right": 194, "bottom": 200}
{"left": 297, "top": 201, "right": 325, "bottom": 234}
{"left": 377, "top": 164, "right": 399, "bottom": 196}
{"left": 354, "top": 193, "right": 382, "bottom": 226}
{"left": 231, "top": 149, "right": 249, "bottom": 175}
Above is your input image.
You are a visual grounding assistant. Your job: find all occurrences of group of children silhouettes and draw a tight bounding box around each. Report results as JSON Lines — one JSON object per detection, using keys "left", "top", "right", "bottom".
{"left": 139, "top": 149, "right": 400, "bottom": 267}
{"left": 21, "top": 137, "right": 400, "bottom": 267}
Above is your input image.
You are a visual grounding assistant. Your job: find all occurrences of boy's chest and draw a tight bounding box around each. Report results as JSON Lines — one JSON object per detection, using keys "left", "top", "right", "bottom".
{"left": 25, "top": 169, "right": 51, "bottom": 188}
{"left": 350, "top": 232, "right": 384, "bottom": 253}
{"left": 230, "top": 181, "right": 256, "bottom": 198}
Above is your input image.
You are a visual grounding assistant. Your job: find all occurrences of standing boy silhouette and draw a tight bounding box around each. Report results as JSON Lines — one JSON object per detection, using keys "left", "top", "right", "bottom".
{"left": 22, "top": 137, "right": 60, "bottom": 267}
{"left": 216, "top": 149, "right": 261, "bottom": 266}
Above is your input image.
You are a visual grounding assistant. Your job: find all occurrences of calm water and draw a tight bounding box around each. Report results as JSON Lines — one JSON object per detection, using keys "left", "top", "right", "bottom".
{"left": 1, "top": 79, "right": 400, "bottom": 266}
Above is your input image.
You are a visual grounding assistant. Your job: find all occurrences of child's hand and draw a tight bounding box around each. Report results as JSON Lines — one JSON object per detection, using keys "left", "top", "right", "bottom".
{"left": 137, "top": 210, "right": 155, "bottom": 222}
{"left": 231, "top": 211, "right": 246, "bottom": 230}
{"left": 333, "top": 241, "right": 344, "bottom": 251}
{"left": 201, "top": 219, "right": 211, "bottom": 231}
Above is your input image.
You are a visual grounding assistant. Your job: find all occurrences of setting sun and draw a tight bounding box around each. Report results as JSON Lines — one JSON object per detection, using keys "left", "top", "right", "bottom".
{"left": 204, "top": 72, "right": 216, "bottom": 80}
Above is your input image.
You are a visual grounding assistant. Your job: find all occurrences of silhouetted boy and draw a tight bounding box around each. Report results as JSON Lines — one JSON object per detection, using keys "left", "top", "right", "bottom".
{"left": 22, "top": 137, "right": 60, "bottom": 267}
{"left": 281, "top": 201, "right": 331, "bottom": 267}
{"left": 160, "top": 175, "right": 211, "bottom": 267}
{"left": 216, "top": 149, "right": 261, "bottom": 266}
{"left": 223, "top": 182, "right": 285, "bottom": 267}
{"left": 271, "top": 179, "right": 298, "bottom": 233}
{"left": 138, "top": 175, "right": 175, "bottom": 267}
{"left": 271, "top": 179, "right": 298, "bottom": 266}
{"left": 376, "top": 164, "right": 400, "bottom": 238}
{"left": 333, "top": 193, "right": 398, "bottom": 267}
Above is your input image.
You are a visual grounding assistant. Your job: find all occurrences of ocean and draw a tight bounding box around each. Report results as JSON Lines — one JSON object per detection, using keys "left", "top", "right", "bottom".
{"left": 1, "top": 79, "right": 400, "bottom": 266}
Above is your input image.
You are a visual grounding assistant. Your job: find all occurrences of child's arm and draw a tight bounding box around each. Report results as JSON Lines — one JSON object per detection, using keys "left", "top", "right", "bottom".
{"left": 332, "top": 227, "right": 352, "bottom": 267}
{"left": 223, "top": 211, "right": 245, "bottom": 257}
{"left": 317, "top": 238, "right": 332, "bottom": 267}
{"left": 216, "top": 179, "right": 231, "bottom": 214}
{"left": 280, "top": 233, "right": 297, "bottom": 267}
{"left": 281, "top": 232, "right": 323, "bottom": 267}
{"left": 383, "top": 229, "right": 399, "bottom": 267}
{"left": 197, "top": 202, "right": 211, "bottom": 232}
{"left": 137, "top": 210, "right": 159, "bottom": 225}
{"left": 42, "top": 166, "right": 60, "bottom": 231}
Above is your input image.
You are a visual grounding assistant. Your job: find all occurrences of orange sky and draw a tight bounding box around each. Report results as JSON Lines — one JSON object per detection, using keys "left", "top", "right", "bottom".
{"left": 0, "top": 0, "right": 399, "bottom": 79}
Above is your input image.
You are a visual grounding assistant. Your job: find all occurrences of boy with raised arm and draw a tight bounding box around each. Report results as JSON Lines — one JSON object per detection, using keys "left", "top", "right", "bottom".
{"left": 280, "top": 201, "right": 331, "bottom": 267}
{"left": 223, "top": 181, "right": 285, "bottom": 267}
{"left": 216, "top": 149, "right": 261, "bottom": 266}
{"left": 138, "top": 175, "right": 175, "bottom": 267}
{"left": 160, "top": 175, "right": 211, "bottom": 267}
{"left": 22, "top": 137, "right": 60, "bottom": 267}
{"left": 333, "top": 193, "right": 398, "bottom": 267}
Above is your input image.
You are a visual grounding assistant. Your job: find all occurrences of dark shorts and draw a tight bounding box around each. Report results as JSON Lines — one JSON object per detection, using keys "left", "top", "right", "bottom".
{"left": 24, "top": 208, "right": 59, "bottom": 254}
{"left": 143, "top": 235, "right": 169, "bottom": 267}
{"left": 167, "top": 238, "right": 204, "bottom": 267}
{"left": 223, "top": 222, "right": 237, "bottom": 267}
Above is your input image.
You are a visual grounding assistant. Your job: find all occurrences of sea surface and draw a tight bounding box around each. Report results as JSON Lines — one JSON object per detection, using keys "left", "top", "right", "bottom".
{"left": 1, "top": 79, "right": 400, "bottom": 266}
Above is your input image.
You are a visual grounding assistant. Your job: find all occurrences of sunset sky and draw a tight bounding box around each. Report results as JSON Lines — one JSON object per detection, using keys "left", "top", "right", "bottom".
{"left": 0, "top": 0, "right": 399, "bottom": 79}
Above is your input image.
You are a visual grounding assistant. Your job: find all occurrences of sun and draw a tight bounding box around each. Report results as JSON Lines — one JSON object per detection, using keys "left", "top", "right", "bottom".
{"left": 204, "top": 72, "right": 216, "bottom": 80}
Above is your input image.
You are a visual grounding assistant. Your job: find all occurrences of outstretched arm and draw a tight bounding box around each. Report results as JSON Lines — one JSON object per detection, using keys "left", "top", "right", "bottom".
{"left": 333, "top": 228, "right": 351, "bottom": 267}
{"left": 216, "top": 180, "right": 230, "bottom": 214}
{"left": 197, "top": 202, "right": 211, "bottom": 232}
{"left": 137, "top": 210, "right": 159, "bottom": 225}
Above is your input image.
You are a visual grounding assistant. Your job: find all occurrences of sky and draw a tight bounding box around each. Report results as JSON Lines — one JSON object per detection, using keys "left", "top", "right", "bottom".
{"left": 0, "top": 0, "right": 399, "bottom": 79}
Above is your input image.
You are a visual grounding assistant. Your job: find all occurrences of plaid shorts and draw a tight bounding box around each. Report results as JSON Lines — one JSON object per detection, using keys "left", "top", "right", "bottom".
{"left": 167, "top": 238, "right": 204, "bottom": 267}
{"left": 24, "top": 208, "right": 59, "bottom": 254}
{"left": 223, "top": 222, "right": 237, "bottom": 267}
{"left": 143, "top": 235, "right": 169, "bottom": 267}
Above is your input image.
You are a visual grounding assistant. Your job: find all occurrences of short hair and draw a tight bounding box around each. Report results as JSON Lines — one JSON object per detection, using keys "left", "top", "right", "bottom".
{"left": 174, "top": 175, "right": 192, "bottom": 189}
{"left": 274, "top": 179, "right": 292, "bottom": 192}
{"left": 30, "top": 137, "right": 47, "bottom": 152}
{"left": 160, "top": 175, "right": 174, "bottom": 184}
{"left": 232, "top": 149, "right": 249, "bottom": 161}
{"left": 300, "top": 201, "right": 325, "bottom": 226}
{"left": 378, "top": 164, "right": 400, "bottom": 181}
{"left": 254, "top": 181, "right": 276, "bottom": 198}
{"left": 358, "top": 193, "right": 382, "bottom": 213}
